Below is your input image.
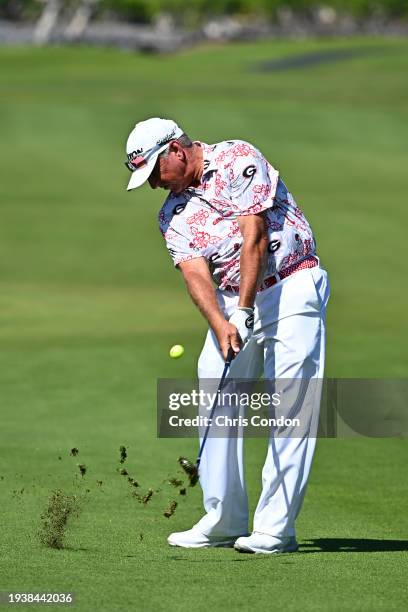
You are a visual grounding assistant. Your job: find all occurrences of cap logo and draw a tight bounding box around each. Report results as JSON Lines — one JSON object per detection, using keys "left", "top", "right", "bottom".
{"left": 157, "top": 127, "right": 177, "bottom": 146}
{"left": 127, "top": 148, "right": 143, "bottom": 159}
{"left": 125, "top": 150, "right": 147, "bottom": 172}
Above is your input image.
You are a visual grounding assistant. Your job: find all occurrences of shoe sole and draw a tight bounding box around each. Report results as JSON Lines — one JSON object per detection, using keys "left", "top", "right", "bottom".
{"left": 168, "top": 538, "right": 237, "bottom": 549}
{"left": 234, "top": 543, "right": 299, "bottom": 555}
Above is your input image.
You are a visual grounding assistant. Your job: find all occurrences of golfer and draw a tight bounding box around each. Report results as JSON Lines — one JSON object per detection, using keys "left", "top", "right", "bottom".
{"left": 125, "top": 118, "right": 330, "bottom": 554}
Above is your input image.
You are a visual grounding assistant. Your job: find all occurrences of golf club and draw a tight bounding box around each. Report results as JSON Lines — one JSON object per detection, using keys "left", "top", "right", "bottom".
{"left": 179, "top": 346, "right": 235, "bottom": 486}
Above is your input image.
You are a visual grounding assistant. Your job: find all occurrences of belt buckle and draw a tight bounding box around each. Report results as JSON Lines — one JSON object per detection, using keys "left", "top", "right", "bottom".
{"left": 262, "top": 274, "right": 279, "bottom": 291}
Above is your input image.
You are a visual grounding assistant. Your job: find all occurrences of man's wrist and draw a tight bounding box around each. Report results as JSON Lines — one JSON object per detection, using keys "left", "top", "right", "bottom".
{"left": 236, "top": 306, "right": 254, "bottom": 314}
{"left": 211, "top": 314, "right": 229, "bottom": 333}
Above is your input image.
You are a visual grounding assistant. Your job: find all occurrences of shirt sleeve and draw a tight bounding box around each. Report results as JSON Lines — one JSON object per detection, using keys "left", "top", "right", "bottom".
{"left": 227, "top": 142, "right": 279, "bottom": 215}
{"left": 163, "top": 227, "right": 202, "bottom": 267}
{"left": 159, "top": 203, "right": 206, "bottom": 268}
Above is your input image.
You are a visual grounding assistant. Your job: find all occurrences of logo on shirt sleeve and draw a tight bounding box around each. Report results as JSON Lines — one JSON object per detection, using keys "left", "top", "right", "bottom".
{"left": 268, "top": 239, "right": 281, "bottom": 253}
{"left": 173, "top": 203, "right": 187, "bottom": 215}
{"left": 243, "top": 165, "right": 257, "bottom": 178}
{"left": 230, "top": 165, "right": 257, "bottom": 196}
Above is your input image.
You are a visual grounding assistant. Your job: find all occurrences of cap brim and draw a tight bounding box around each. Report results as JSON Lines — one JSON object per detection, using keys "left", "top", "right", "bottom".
{"left": 126, "top": 156, "right": 157, "bottom": 191}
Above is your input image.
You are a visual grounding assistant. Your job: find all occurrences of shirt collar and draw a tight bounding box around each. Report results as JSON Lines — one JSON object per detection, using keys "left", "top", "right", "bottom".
{"left": 181, "top": 142, "right": 217, "bottom": 198}
{"left": 200, "top": 142, "right": 219, "bottom": 176}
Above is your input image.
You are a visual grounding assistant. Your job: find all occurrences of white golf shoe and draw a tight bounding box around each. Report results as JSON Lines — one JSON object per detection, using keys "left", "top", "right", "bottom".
{"left": 234, "top": 533, "right": 299, "bottom": 554}
{"left": 167, "top": 527, "right": 240, "bottom": 548}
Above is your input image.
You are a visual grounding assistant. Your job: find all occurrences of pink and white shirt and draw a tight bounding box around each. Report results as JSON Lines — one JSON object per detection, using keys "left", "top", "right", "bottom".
{"left": 158, "top": 140, "right": 317, "bottom": 292}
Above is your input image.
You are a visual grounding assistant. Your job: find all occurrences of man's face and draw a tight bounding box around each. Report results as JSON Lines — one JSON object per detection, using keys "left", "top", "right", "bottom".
{"left": 148, "top": 143, "right": 188, "bottom": 195}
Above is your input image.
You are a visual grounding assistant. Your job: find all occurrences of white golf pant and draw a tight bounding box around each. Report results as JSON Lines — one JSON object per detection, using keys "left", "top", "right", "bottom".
{"left": 194, "top": 266, "right": 330, "bottom": 538}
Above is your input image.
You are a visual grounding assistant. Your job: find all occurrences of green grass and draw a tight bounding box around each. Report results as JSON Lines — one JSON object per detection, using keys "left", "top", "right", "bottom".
{"left": 0, "top": 38, "right": 407, "bottom": 611}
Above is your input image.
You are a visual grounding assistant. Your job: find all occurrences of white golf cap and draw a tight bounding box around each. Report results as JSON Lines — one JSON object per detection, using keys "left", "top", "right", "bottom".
{"left": 125, "top": 118, "right": 183, "bottom": 191}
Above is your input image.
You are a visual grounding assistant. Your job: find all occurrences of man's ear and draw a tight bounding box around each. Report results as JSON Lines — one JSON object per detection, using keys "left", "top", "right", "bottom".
{"left": 169, "top": 140, "right": 186, "bottom": 162}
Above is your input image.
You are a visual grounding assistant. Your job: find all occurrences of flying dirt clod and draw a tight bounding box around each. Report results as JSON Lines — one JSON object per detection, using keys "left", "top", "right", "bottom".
{"left": 168, "top": 477, "right": 183, "bottom": 488}
{"left": 128, "top": 477, "right": 139, "bottom": 488}
{"left": 134, "top": 488, "right": 154, "bottom": 505}
{"left": 38, "top": 489, "right": 82, "bottom": 549}
{"left": 119, "top": 445, "right": 127, "bottom": 464}
{"left": 178, "top": 457, "right": 199, "bottom": 487}
{"left": 163, "top": 501, "right": 178, "bottom": 518}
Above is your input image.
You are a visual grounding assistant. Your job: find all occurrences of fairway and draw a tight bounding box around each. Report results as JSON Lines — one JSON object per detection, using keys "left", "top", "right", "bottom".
{"left": 0, "top": 37, "right": 407, "bottom": 611}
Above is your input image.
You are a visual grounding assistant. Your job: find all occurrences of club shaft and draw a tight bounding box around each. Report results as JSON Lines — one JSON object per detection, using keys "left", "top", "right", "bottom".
{"left": 196, "top": 347, "right": 235, "bottom": 467}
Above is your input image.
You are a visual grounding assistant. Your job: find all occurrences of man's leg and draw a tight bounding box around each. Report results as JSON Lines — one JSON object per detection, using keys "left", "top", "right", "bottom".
{"left": 252, "top": 311, "right": 325, "bottom": 539}
{"left": 194, "top": 330, "right": 263, "bottom": 537}
{"left": 236, "top": 267, "right": 329, "bottom": 553}
{"left": 168, "top": 329, "right": 263, "bottom": 547}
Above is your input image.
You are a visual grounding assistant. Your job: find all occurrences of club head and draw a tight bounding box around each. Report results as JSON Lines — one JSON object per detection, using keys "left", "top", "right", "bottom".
{"left": 178, "top": 456, "right": 199, "bottom": 487}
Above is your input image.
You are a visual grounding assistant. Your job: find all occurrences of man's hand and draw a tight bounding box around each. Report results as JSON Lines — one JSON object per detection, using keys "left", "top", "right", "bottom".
{"left": 229, "top": 307, "right": 254, "bottom": 345}
{"left": 212, "top": 319, "right": 241, "bottom": 359}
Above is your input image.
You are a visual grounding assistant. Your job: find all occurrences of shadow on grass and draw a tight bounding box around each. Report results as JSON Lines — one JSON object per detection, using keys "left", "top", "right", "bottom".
{"left": 168, "top": 556, "right": 251, "bottom": 562}
{"left": 166, "top": 538, "right": 408, "bottom": 560}
{"left": 121, "top": 539, "right": 408, "bottom": 562}
{"left": 300, "top": 538, "right": 408, "bottom": 553}
{"left": 255, "top": 46, "right": 389, "bottom": 73}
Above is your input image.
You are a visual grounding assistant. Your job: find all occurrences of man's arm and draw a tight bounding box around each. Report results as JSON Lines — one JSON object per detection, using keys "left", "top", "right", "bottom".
{"left": 179, "top": 213, "right": 268, "bottom": 358}
{"left": 178, "top": 257, "right": 241, "bottom": 359}
{"left": 237, "top": 212, "right": 269, "bottom": 308}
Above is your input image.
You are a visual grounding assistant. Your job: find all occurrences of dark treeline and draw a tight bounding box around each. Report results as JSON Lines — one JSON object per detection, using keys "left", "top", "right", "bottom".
{"left": 1, "top": 0, "right": 408, "bottom": 24}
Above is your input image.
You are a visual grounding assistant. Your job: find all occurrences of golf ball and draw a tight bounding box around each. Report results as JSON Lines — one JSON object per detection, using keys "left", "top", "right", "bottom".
{"left": 170, "top": 344, "right": 184, "bottom": 359}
